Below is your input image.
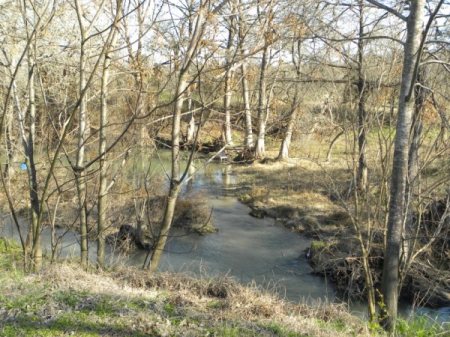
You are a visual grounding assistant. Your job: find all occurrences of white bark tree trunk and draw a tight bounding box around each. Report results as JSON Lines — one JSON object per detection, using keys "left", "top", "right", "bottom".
{"left": 74, "top": 0, "right": 88, "bottom": 267}
{"left": 186, "top": 91, "right": 196, "bottom": 143}
{"left": 381, "top": 0, "right": 425, "bottom": 330}
{"left": 241, "top": 63, "right": 253, "bottom": 149}
{"left": 237, "top": 0, "right": 253, "bottom": 150}
{"left": 255, "top": 44, "right": 269, "bottom": 158}
{"left": 76, "top": 36, "right": 89, "bottom": 268}
{"left": 223, "top": 12, "right": 235, "bottom": 145}
{"left": 97, "top": 0, "right": 122, "bottom": 269}
{"left": 278, "top": 39, "right": 301, "bottom": 160}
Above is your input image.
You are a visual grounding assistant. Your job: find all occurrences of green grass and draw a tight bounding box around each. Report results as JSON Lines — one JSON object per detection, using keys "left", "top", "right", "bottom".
{"left": 163, "top": 302, "right": 176, "bottom": 315}
{"left": 0, "top": 289, "right": 156, "bottom": 337}
{"left": 207, "top": 299, "right": 228, "bottom": 310}
{"left": 264, "top": 322, "right": 309, "bottom": 337}
{"left": 212, "top": 322, "right": 308, "bottom": 337}
{"left": 53, "top": 289, "right": 89, "bottom": 307}
{"left": 215, "top": 326, "right": 244, "bottom": 337}
{"left": 1, "top": 289, "right": 48, "bottom": 312}
{"left": 315, "top": 318, "right": 348, "bottom": 333}
{"left": 310, "top": 240, "right": 327, "bottom": 251}
{"left": 0, "top": 312, "right": 150, "bottom": 337}
{"left": 395, "top": 316, "right": 447, "bottom": 337}
{"left": 0, "top": 237, "right": 23, "bottom": 272}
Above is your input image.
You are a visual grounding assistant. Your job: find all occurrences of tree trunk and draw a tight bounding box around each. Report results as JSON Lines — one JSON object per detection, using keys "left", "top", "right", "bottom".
{"left": 381, "top": 0, "right": 425, "bottom": 330}
{"left": 148, "top": 3, "right": 208, "bottom": 271}
{"left": 353, "top": 4, "right": 376, "bottom": 321}
{"left": 27, "top": 45, "right": 42, "bottom": 272}
{"left": 223, "top": 17, "right": 235, "bottom": 145}
{"left": 353, "top": 220, "right": 377, "bottom": 322}
{"left": 255, "top": 45, "right": 269, "bottom": 158}
{"left": 17, "top": 4, "right": 42, "bottom": 272}
{"left": 97, "top": 49, "right": 109, "bottom": 270}
{"left": 401, "top": 66, "right": 428, "bottom": 282}
{"left": 237, "top": 0, "right": 253, "bottom": 150}
{"left": 223, "top": 46, "right": 233, "bottom": 145}
{"left": 97, "top": 3, "right": 121, "bottom": 268}
{"left": 224, "top": 71, "right": 233, "bottom": 145}
{"left": 186, "top": 3, "right": 196, "bottom": 145}
{"left": 356, "top": 2, "right": 368, "bottom": 191}
{"left": 3, "top": 107, "right": 15, "bottom": 178}
{"left": 148, "top": 184, "right": 180, "bottom": 272}
{"left": 186, "top": 92, "right": 196, "bottom": 143}
{"left": 76, "top": 46, "right": 88, "bottom": 268}
{"left": 148, "top": 76, "right": 188, "bottom": 271}
{"left": 124, "top": 2, "right": 148, "bottom": 248}
{"left": 10, "top": 62, "right": 32, "bottom": 269}
{"left": 278, "top": 39, "right": 301, "bottom": 160}
{"left": 241, "top": 63, "right": 253, "bottom": 149}
{"left": 278, "top": 93, "right": 299, "bottom": 160}
{"left": 75, "top": 0, "right": 90, "bottom": 268}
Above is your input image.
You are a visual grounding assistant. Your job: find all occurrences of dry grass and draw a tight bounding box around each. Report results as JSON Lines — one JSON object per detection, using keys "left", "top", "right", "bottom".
{"left": 236, "top": 157, "right": 353, "bottom": 239}
{"left": 0, "top": 262, "right": 375, "bottom": 337}
{"left": 173, "top": 193, "right": 217, "bottom": 234}
{"left": 0, "top": 235, "right": 372, "bottom": 336}
{"left": 234, "top": 143, "right": 449, "bottom": 307}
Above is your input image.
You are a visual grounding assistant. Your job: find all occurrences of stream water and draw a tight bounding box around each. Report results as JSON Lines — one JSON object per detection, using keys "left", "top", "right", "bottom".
{"left": 1, "top": 152, "right": 449, "bottom": 324}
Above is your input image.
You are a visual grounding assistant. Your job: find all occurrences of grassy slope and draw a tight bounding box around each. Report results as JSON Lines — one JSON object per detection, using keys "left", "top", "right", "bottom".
{"left": 0, "top": 238, "right": 375, "bottom": 337}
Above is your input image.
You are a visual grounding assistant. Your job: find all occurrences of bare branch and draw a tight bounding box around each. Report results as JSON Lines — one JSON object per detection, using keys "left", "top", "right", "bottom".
{"left": 365, "top": 0, "right": 407, "bottom": 21}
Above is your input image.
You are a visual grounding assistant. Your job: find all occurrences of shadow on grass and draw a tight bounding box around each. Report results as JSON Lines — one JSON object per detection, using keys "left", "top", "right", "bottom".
{"left": 2, "top": 316, "right": 154, "bottom": 337}
{"left": 0, "top": 285, "right": 159, "bottom": 337}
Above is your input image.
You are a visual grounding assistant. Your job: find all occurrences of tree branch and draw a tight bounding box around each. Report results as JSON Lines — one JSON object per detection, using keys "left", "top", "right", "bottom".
{"left": 365, "top": 0, "right": 407, "bottom": 21}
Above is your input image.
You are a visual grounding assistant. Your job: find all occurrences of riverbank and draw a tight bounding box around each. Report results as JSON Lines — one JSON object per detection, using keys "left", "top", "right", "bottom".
{"left": 1, "top": 238, "right": 373, "bottom": 337}
{"left": 232, "top": 156, "right": 450, "bottom": 310}
{"left": 2, "top": 128, "right": 448, "bottom": 321}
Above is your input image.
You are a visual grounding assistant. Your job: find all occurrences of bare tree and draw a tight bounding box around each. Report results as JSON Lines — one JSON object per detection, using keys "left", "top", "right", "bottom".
{"left": 371, "top": 0, "right": 426, "bottom": 330}
{"left": 74, "top": 0, "right": 105, "bottom": 267}
{"left": 237, "top": 0, "right": 253, "bottom": 149}
{"left": 254, "top": 0, "right": 274, "bottom": 158}
{"left": 14, "top": 0, "right": 56, "bottom": 271}
{"left": 356, "top": 0, "right": 368, "bottom": 191}
{"left": 278, "top": 24, "right": 303, "bottom": 160}
{"left": 146, "top": 0, "right": 231, "bottom": 272}
{"left": 146, "top": 1, "right": 209, "bottom": 271}
{"left": 0, "top": 0, "right": 122, "bottom": 271}
{"left": 223, "top": 1, "right": 237, "bottom": 145}
{"left": 97, "top": 0, "right": 123, "bottom": 269}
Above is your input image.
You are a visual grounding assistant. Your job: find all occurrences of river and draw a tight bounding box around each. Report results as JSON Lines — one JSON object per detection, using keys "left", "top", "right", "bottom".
{"left": 1, "top": 152, "right": 449, "bottom": 324}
